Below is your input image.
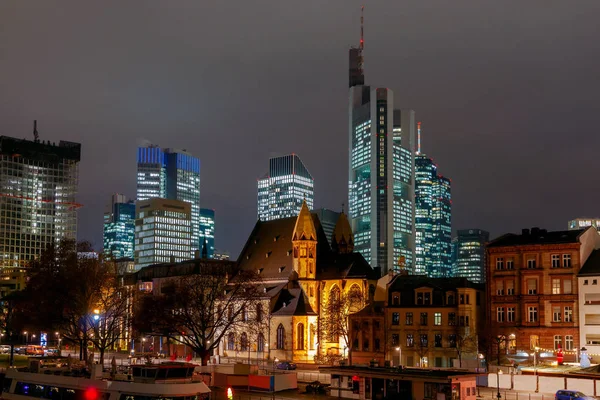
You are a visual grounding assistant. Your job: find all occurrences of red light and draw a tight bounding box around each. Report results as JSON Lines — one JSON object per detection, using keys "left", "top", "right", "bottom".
{"left": 84, "top": 387, "right": 98, "bottom": 400}
{"left": 352, "top": 375, "right": 360, "bottom": 381}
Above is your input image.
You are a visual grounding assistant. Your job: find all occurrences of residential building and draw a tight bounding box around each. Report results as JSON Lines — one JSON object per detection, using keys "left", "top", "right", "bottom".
{"left": 136, "top": 146, "right": 201, "bottom": 251}
{"left": 350, "top": 275, "right": 484, "bottom": 369}
{"left": 199, "top": 208, "right": 215, "bottom": 258}
{"left": 452, "top": 229, "right": 489, "bottom": 284}
{"left": 103, "top": 194, "right": 135, "bottom": 259}
{"left": 134, "top": 198, "right": 192, "bottom": 270}
{"left": 569, "top": 218, "right": 600, "bottom": 232}
{"left": 315, "top": 208, "right": 340, "bottom": 246}
{"left": 577, "top": 249, "right": 600, "bottom": 355}
{"left": 0, "top": 132, "right": 81, "bottom": 268}
{"left": 414, "top": 155, "right": 452, "bottom": 277}
{"left": 257, "top": 154, "right": 314, "bottom": 221}
{"left": 347, "top": 17, "right": 416, "bottom": 276}
{"left": 487, "top": 227, "right": 600, "bottom": 362}
{"left": 221, "top": 201, "right": 379, "bottom": 364}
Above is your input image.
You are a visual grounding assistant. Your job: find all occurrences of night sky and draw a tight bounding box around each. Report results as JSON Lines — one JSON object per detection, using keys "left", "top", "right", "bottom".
{"left": 2, "top": 1, "right": 600, "bottom": 258}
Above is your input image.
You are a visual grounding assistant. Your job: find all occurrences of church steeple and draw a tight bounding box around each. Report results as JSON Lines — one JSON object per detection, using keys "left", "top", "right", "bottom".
{"left": 332, "top": 211, "right": 354, "bottom": 254}
{"left": 292, "top": 200, "right": 317, "bottom": 280}
{"left": 293, "top": 200, "right": 317, "bottom": 241}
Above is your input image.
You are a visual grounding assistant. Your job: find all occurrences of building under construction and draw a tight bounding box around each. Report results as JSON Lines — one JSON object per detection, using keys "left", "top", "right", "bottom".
{"left": 0, "top": 126, "right": 81, "bottom": 269}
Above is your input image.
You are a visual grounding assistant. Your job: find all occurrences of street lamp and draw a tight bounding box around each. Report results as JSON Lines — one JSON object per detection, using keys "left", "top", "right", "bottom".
{"left": 395, "top": 347, "right": 401, "bottom": 367}
{"left": 496, "top": 369, "right": 503, "bottom": 399}
{"left": 23, "top": 331, "right": 28, "bottom": 344}
{"left": 533, "top": 346, "right": 540, "bottom": 393}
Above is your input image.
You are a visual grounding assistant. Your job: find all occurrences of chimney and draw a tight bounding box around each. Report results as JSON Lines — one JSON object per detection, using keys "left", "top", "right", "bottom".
{"left": 531, "top": 227, "right": 541, "bottom": 236}
{"left": 521, "top": 229, "right": 530, "bottom": 236}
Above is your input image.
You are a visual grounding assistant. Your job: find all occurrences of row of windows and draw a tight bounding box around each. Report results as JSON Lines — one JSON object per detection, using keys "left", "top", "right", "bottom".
{"left": 390, "top": 333, "right": 461, "bottom": 348}
{"left": 496, "top": 254, "right": 572, "bottom": 270}
{"left": 391, "top": 312, "right": 469, "bottom": 326}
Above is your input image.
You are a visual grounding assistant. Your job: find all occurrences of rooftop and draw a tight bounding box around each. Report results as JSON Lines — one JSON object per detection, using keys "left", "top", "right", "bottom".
{"left": 579, "top": 249, "right": 600, "bottom": 276}
{"left": 487, "top": 227, "right": 587, "bottom": 248}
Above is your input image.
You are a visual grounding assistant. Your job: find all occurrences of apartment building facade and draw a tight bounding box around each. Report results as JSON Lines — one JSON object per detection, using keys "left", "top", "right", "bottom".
{"left": 487, "top": 227, "right": 600, "bottom": 362}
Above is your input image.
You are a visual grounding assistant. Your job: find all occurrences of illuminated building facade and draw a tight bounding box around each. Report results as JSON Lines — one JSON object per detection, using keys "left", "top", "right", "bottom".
{"left": 569, "top": 218, "right": 600, "bottom": 232}
{"left": 414, "top": 154, "right": 452, "bottom": 277}
{"left": 316, "top": 208, "right": 340, "bottom": 246}
{"left": 134, "top": 198, "right": 192, "bottom": 270}
{"left": 452, "top": 229, "right": 489, "bottom": 283}
{"left": 199, "top": 208, "right": 215, "bottom": 258}
{"left": 0, "top": 134, "right": 81, "bottom": 268}
{"left": 136, "top": 146, "right": 201, "bottom": 251}
{"left": 257, "top": 154, "right": 314, "bottom": 221}
{"left": 103, "top": 193, "right": 135, "bottom": 259}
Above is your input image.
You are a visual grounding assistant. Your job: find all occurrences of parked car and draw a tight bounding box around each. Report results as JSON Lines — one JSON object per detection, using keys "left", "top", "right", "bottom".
{"left": 26, "top": 345, "right": 44, "bottom": 356}
{"left": 555, "top": 390, "right": 595, "bottom": 400}
{"left": 0, "top": 345, "right": 11, "bottom": 354}
{"left": 275, "top": 361, "right": 297, "bottom": 370}
{"left": 44, "top": 347, "right": 59, "bottom": 356}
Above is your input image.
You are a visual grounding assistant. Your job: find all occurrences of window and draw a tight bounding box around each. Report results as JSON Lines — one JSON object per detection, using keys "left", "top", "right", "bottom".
{"left": 420, "top": 334, "right": 428, "bottom": 347}
{"left": 460, "top": 294, "right": 465, "bottom": 304}
{"left": 420, "top": 312, "right": 428, "bottom": 326}
{"left": 447, "top": 294, "right": 455, "bottom": 305}
{"left": 392, "top": 334, "right": 399, "bottom": 346}
{"left": 566, "top": 335, "right": 574, "bottom": 350}
{"left": 434, "top": 312, "right": 442, "bottom": 326}
{"left": 552, "top": 254, "right": 560, "bottom": 268}
{"left": 276, "top": 324, "right": 285, "bottom": 349}
{"left": 448, "top": 334, "right": 457, "bottom": 347}
{"left": 564, "top": 279, "right": 572, "bottom": 294}
{"left": 227, "top": 332, "right": 235, "bottom": 350}
{"left": 435, "top": 334, "right": 442, "bottom": 347}
{"left": 406, "top": 312, "right": 413, "bottom": 325}
{"left": 528, "top": 306, "right": 538, "bottom": 322}
{"left": 407, "top": 334, "right": 414, "bottom": 347}
{"left": 448, "top": 313, "right": 456, "bottom": 326}
{"left": 507, "top": 280, "right": 515, "bottom": 295}
{"left": 374, "top": 338, "right": 381, "bottom": 351}
{"left": 496, "top": 281, "right": 504, "bottom": 295}
{"left": 240, "top": 333, "right": 248, "bottom": 351}
{"left": 506, "top": 258, "right": 514, "bottom": 270}
{"left": 424, "top": 292, "right": 431, "bottom": 305}
{"left": 563, "top": 254, "right": 571, "bottom": 268}
{"left": 497, "top": 307, "right": 505, "bottom": 322}
{"left": 466, "top": 316, "right": 470, "bottom": 326}
{"left": 417, "top": 292, "right": 424, "bottom": 305}
{"left": 297, "top": 323, "right": 304, "bottom": 350}
{"left": 392, "top": 312, "right": 400, "bottom": 325}
{"left": 553, "top": 306, "right": 561, "bottom": 322}
{"left": 527, "top": 258, "right": 536, "bottom": 269}
{"left": 496, "top": 257, "right": 504, "bottom": 270}
{"left": 459, "top": 316, "right": 465, "bottom": 326}
{"left": 527, "top": 278, "right": 537, "bottom": 295}
{"left": 257, "top": 333, "right": 265, "bottom": 352}
{"left": 256, "top": 304, "right": 263, "bottom": 321}
{"left": 466, "top": 295, "right": 470, "bottom": 304}
{"left": 554, "top": 335, "right": 562, "bottom": 350}
{"left": 242, "top": 306, "right": 248, "bottom": 322}
{"left": 552, "top": 279, "right": 561, "bottom": 294}
{"left": 507, "top": 307, "right": 515, "bottom": 322}
{"left": 564, "top": 306, "right": 573, "bottom": 322}
{"left": 392, "top": 293, "right": 400, "bottom": 305}
{"left": 584, "top": 280, "right": 589, "bottom": 285}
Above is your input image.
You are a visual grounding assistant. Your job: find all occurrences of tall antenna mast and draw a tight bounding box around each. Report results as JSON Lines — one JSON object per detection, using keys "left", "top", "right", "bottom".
{"left": 417, "top": 122, "right": 422, "bottom": 154}
{"left": 360, "top": 5, "right": 364, "bottom": 50}
{"left": 33, "top": 120, "right": 39, "bottom": 143}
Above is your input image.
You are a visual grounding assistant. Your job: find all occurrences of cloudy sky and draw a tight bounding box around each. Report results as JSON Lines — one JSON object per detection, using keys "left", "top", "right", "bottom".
{"left": 2, "top": 1, "right": 600, "bottom": 258}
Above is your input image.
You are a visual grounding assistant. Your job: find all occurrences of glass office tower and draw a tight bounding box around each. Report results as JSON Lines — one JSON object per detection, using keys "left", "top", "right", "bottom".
{"left": 257, "top": 154, "right": 314, "bottom": 221}
{"left": 199, "top": 208, "right": 215, "bottom": 258}
{"left": 432, "top": 175, "right": 452, "bottom": 277}
{"left": 136, "top": 146, "right": 201, "bottom": 252}
{"left": 0, "top": 135, "right": 81, "bottom": 268}
{"left": 103, "top": 194, "right": 135, "bottom": 259}
{"left": 348, "top": 87, "right": 416, "bottom": 275}
{"left": 452, "top": 229, "right": 489, "bottom": 283}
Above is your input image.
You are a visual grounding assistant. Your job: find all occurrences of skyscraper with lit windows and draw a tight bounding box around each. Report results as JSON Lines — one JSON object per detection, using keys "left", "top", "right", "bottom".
{"left": 452, "top": 229, "right": 489, "bottom": 283}
{"left": 257, "top": 154, "right": 314, "bottom": 221}
{"left": 199, "top": 208, "right": 215, "bottom": 258}
{"left": 134, "top": 198, "right": 192, "bottom": 270}
{"left": 136, "top": 146, "right": 201, "bottom": 252}
{"left": 103, "top": 193, "right": 135, "bottom": 259}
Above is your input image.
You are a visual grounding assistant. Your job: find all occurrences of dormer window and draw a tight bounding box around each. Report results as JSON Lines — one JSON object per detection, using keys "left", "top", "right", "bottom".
{"left": 392, "top": 292, "right": 400, "bottom": 305}
{"left": 279, "top": 266, "right": 285, "bottom": 273}
{"left": 287, "top": 250, "right": 292, "bottom": 256}
{"left": 257, "top": 268, "right": 263, "bottom": 274}
{"left": 266, "top": 251, "right": 271, "bottom": 258}
{"left": 417, "top": 292, "right": 424, "bottom": 305}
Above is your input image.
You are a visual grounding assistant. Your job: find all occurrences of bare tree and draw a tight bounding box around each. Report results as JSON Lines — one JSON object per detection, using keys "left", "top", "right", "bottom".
{"left": 133, "top": 267, "right": 263, "bottom": 365}
{"left": 414, "top": 330, "right": 431, "bottom": 367}
{"left": 453, "top": 328, "right": 478, "bottom": 368}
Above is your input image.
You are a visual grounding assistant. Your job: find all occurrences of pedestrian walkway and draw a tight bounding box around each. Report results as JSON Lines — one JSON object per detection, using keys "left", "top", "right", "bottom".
{"left": 478, "top": 386, "right": 561, "bottom": 400}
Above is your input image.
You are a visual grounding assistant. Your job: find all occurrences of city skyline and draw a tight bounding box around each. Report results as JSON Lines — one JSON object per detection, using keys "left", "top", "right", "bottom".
{"left": 2, "top": 2, "right": 600, "bottom": 258}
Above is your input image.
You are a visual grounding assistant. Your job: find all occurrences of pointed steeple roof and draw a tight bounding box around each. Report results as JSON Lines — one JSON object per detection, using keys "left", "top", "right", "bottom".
{"left": 292, "top": 200, "right": 317, "bottom": 241}
{"left": 332, "top": 211, "right": 354, "bottom": 254}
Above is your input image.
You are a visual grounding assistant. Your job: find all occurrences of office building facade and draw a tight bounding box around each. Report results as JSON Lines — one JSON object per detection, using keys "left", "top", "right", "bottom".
{"left": 103, "top": 194, "right": 135, "bottom": 259}
{"left": 0, "top": 135, "right": 81, "bottom": 268}
{"left": 136, "top": 146, "right": 201, "bottom": 251}
{"left": 134, "top": 198, "right": 192, "bottom": 270}
{"left": 257, "top": 154, "right": 314, "bottom": 221}
{"left": 199, "top": 208, "right": 215, "bottom": 259}
{"left": 316, "top": 208, "right": 341, "bottom": 246}
{"left": 452, "top": 229, "right": 489, "bottom": 284}
{"left": 569, "top": 218, "right": 600, "bottom": 232}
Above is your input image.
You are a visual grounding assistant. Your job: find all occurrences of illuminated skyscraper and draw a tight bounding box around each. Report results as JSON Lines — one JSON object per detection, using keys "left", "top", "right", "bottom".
{"left": 134, "top": 198, "right": 192, "bottom": 269}
{"left": 257, "top": 154, "right": 314, "bottom": 221}
{"left": 199, "top": 208, "right": 215, "bottom": 258}
{"left": 136, "top": 146, "right": 201, "bottom": 251}
{"left": 0, "top": 131, "right": 81, "bottom": 268}
{"left": 103, "top": 193, "right": 135, "bottom": 259}
{"left": 452, "top": 229, "right": 489, "bottom": 283}
{"left": 316, "top": 208, "right": 341, "bottom": 246}
{"left": 414, "top": 153, "right": 452, "bottom": 277}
